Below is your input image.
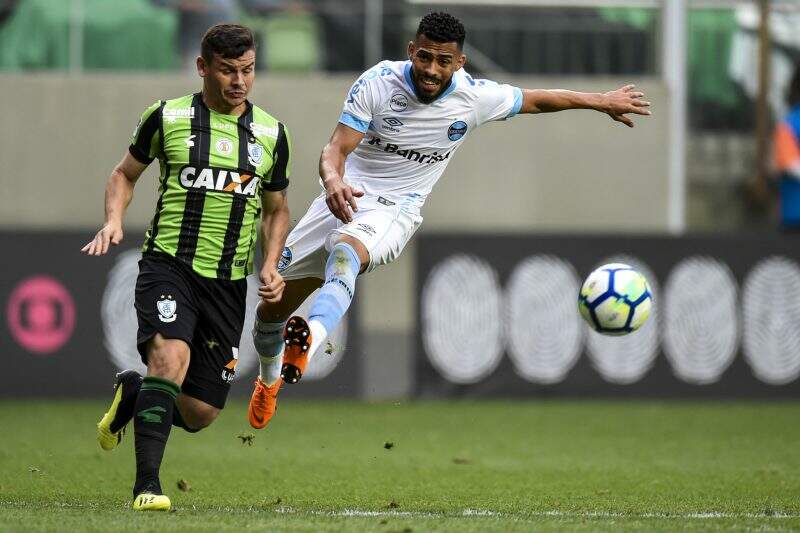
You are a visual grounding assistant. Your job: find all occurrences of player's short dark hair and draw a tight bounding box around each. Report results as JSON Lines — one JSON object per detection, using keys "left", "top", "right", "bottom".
{"left": 201, "top": 24, "right": 256, "bottom": 63}
{"left": 787, "top": 61, "right": 800, "bottom": 108}
{"left": 416, "top": 12, "right": 466, "bottom": 49}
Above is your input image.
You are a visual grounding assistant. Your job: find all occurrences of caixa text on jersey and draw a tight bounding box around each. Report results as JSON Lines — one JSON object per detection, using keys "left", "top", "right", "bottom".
{"left": 178, "top": 166, "right": 259, "bottom": 197}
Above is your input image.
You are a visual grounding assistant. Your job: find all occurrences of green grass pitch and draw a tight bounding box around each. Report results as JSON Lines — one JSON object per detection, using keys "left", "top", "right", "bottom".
{"left": 0, "top": 399, "right": 798, "bottom": 531}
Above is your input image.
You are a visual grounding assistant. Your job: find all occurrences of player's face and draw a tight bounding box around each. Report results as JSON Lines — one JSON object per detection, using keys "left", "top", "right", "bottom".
{"left": 407, "top": 35, "right": 465, "bottom": 103}
{"left": 198, "top": 50, "right": 255, "bottom": 111}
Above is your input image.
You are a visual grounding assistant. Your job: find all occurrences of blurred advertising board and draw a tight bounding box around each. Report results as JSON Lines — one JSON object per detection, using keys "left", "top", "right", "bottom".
{"left": 0, "top": 231, "right": 359, "bottom": 398}
{"left": 415, "top": 233, "right": 800, "bottom": 398}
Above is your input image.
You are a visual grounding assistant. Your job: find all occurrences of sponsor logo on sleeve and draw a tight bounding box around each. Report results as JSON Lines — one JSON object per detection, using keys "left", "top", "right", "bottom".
{"left": 132, "top": 118, "right": 142, "bottom": 138}
{"left": 163, "top": 107, "right": 195, "bottom": 124}
{"left": 448, "top": 121, "right": 468, "bottom": 141}
{"left": 250, "top": 122, "right": 279, "bottom": 139}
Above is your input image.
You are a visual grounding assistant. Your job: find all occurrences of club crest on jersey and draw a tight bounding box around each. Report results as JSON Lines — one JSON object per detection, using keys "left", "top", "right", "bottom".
{"left": 179, "top": 166, "right": 259, "bottom": 197}
{"left": 278, "top": 247, "right": 292, "bottom": 271}
{"left": 247, "top": 142, "right": 264, "bottom": 167}
{"left": 390, "top": 93, "right": 408, "bottom": 112}
{"left": 448, "top": 121, "right": 468, "bottom": 141}
{"left": 157, "top": 294, "right": 177, "bottom": 323}
{"left": 215, "top": 138, "right": 233, "bottom": 156}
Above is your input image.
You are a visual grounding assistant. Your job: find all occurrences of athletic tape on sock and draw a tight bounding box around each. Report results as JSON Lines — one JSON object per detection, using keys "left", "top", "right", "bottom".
{"left": 253, "top": 319, "right": 286, "bottom": 384}
{"left": 253, "top": 319, "right": 287, "bottom": 358}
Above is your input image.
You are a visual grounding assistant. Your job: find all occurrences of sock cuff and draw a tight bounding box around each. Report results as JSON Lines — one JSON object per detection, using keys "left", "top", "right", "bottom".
{"left": 254, "top": 317, "right": 286, "bottom": 335}
{"left": 331, "top": 242, "right": 361, "bottom": 275}
{"left": 141, "top": 376, "right": 181, "bottom": 399}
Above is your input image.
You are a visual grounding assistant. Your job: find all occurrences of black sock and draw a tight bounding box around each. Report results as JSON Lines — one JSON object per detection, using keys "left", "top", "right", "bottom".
{"left": 132, "top": 376, "right": 180, "bottom": 497}
{"left": 172, "top": 406, "right": 201, "bottom": 433}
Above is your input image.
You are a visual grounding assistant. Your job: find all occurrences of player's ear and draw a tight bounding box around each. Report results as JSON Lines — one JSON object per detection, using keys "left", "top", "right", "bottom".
{"left": 456, "top": 53, "right": 466, "bottom": 71}
{"left": 196, "top": 56, "right": 207, "bottom": 77}
{"left": 407, "top": 41, "right": 415, "bottom": 60}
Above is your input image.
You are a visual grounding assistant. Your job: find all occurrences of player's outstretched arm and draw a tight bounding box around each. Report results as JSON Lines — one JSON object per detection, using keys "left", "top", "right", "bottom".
{"left": 519, "top": 85, "right": 651, "bottom": 127}
{"left": 319, "top": 123, "right": 366, "bottom": 223}
{"left": 258, "top": 189, "right": 290, "bottom": 303}
{"left": 81, "top": 152, "right": 147, "bottom": 256}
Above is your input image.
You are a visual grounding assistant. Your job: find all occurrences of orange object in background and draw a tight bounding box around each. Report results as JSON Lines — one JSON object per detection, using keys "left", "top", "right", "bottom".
{"left": 773, "top": 120, "right": 800, "bottom": 174}
{"left": 773, "top": 107, "right": 800, "bottom": 227}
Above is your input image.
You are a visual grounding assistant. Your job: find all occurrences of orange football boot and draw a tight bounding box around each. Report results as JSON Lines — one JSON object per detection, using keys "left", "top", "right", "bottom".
{"left": 281, "top": 316, "right": 312, "bottom": 384}
{"left": 248, "top": 377, "right": 282, "bottom": 429}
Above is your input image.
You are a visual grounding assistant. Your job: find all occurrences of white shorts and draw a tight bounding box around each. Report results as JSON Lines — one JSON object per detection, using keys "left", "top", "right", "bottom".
{"left": 278, "top": 189, "right": 424, "bottom": 280}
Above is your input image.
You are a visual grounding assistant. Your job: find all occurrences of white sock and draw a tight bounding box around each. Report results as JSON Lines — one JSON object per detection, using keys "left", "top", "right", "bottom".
{"left": 307, "top": 319, "right": 329, "bottom": 363}
{"left": 259, "top": 353, "right": 283, "bottom": 385}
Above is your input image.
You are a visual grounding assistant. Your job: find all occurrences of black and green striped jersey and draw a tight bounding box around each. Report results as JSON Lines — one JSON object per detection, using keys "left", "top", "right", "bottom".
{"left": 129, "top": 93, "right": 290, "bottom": 280}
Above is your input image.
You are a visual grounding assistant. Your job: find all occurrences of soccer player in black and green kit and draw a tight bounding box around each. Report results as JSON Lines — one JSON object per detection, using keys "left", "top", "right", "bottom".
{"left": 81, "top": 24, "right": 290, "bottom": 511}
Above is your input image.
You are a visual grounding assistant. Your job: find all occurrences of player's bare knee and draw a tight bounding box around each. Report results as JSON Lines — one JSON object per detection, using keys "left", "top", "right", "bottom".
{"left": 145, "top": 334, "right": 190, "bottom": 383}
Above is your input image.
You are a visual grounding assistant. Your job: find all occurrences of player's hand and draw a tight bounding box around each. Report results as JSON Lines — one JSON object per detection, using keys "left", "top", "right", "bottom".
{"left": 603, "top": 85, "right": 651, "bottom": 128}
{"left": 81, "top": 222, "right": 123, "bottom": 256}
{"left": 324, "top": 177, "right": 365, "bottom": 223}
{"left": 258, "top": 266, "right": 285, "bottom": 303}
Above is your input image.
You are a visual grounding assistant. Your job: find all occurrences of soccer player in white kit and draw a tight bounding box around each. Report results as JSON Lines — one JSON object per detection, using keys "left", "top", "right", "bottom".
{"left": 247, "top": 11, "right": 651, "bottom": 429}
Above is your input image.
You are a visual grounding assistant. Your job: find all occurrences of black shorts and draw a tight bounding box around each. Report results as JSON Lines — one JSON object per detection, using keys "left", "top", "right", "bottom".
{"left": 135, "top": 252, "right": 247, "bottom": 409}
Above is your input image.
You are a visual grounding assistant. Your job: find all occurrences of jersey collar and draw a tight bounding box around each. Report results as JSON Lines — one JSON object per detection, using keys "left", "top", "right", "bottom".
{"left": 196, "top": 91, "right": 252, "bottom": 117}
{"left": 403, "top": 61, "right": 457, "bottom": 103}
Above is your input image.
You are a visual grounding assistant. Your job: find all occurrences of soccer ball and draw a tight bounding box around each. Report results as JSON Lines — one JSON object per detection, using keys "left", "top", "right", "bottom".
{"left": 578, "top": 263, "right": 653, "bottom": 336}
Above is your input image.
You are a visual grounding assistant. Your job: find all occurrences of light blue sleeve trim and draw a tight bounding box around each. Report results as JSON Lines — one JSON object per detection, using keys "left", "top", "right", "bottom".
{"left": 507, "top": 87, "right": 523, "bottom": 118}
{"left": 339, "top": 111, "right": 370, "bottom": 133}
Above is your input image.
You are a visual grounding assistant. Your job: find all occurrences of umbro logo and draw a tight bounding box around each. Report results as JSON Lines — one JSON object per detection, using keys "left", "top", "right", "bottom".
{"left": 381, "top": 117, "right": 403, "bottom": 133}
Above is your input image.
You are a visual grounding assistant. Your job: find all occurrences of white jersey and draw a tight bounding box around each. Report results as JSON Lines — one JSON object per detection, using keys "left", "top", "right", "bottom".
{"left": 339, "top": 60, "right": 522, "bottom": 202}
